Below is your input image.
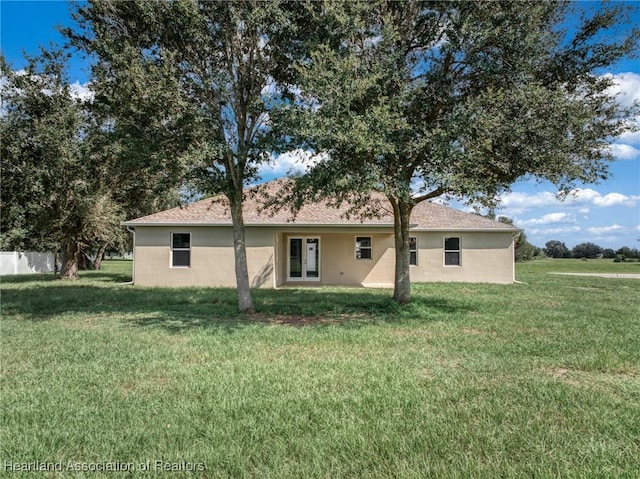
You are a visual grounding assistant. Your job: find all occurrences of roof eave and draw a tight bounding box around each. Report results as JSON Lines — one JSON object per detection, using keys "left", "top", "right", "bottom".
{"left": 121, "top": 221, "right": 519, "bottom": 232}
{"left": 121, "top": 222, "right": 398, "bottom": 228}
{"left": 411, "top": 227, "right": 522, "bottom": 233}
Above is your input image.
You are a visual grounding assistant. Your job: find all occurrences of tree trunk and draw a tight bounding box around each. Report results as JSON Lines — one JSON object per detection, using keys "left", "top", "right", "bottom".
{"left": 60, "top": 242, "right": 80, "bottom": 280}
{"left": 392, "top": 199, "right": 413, "bottom": 304}
{"left": 229, "top": 195, "right": 255, "bottom": 313}
{"left": 78, "top": 251, "right": 92, "bottom": 270}
{"left": 93, "top": 242, "right": 109, "bottom": 270}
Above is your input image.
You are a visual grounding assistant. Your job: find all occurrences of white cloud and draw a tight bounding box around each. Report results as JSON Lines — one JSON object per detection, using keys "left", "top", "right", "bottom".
{"left": 604, "top": 73, "right": 640, "bottom": 150}
{"left": 604, "top": 72, "right": 640, "bottom": 110}
{"left": 607, "top": 143, "right": 640, "bottom": 160}
{"left": 499, "top": 188, "right": 639, "bottom": 213}
{"left": 527, "top": 226, "right": 581, "bottom": 235}
{"left": 2, "top": 71, "right": 94, "bottom": 103}
{"left": 570, "top": 188, "right": 601, "bottom": 203}
{"left": 431, "top": 197, "right": 449, "bottom": 206}
{"left": 69, "top": 81, "right": 94, "bottom": 102}
{"left": 519, "top": 212, "right": 575, "bottom": 227}
{"left": 618, "top": 129, "right": 640, "bottom": 146}
{"left": 586, "top": 224, "right": 626, "bottom": 235}
{"left": 259, "top": 149, "right": 326, "bottom": 177}
{"left": 592, "top": 192, "right": 639, "bottom": 207}
{"left": 499, "top": 191, "right": 558, "bottom": 210}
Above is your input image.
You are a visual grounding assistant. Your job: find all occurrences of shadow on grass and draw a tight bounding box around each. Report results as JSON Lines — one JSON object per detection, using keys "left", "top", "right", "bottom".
{"left": 0, "top": 273, "right": 58, "bottom": 284}
{"left": 82, "top": 272, "right": 133, "bottom": 283}
{"left": 1, "top": 279, "right": 472, "bottom": 333}
{"left": 1, "top": 269, "right": 132, "bottom": 284}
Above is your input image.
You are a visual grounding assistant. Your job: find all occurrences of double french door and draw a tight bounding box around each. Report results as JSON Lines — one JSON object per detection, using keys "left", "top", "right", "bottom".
{"left": 287, "top": 237, "right": 320, "bottom": 281}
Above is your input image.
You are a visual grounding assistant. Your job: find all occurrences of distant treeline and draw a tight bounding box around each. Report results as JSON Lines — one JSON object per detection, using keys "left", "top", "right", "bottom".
{"left": 538, "top": 241, "right": 640, "bottom": 261}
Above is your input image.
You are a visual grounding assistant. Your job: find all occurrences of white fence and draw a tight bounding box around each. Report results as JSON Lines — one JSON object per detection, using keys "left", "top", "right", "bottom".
{"left": 0, "top": 252, "right": 56, "bottom": 275}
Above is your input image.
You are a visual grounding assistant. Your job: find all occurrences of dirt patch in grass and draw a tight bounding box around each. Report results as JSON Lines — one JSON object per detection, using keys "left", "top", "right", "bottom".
{"left": 546, "top": 367, "right": 581, "bottom": 386}
{"left": 58, "top": 314, "right": 109, "bottom": 330}
{"left": 392, "top": 328, "right": 450, "bottom": 340}
{"left": 119, "top": 373, "right": 173, "bottom": 398}
{"left": 461, "top": 327, "right": 500, "bottom": 338}
{"left": 459, "top": 287, "right": 478, "bottom": 295}
{"left": 261, "top": 343, "right": 343, "bottom": 361}
{"left": 544, "top": 366, "right": 638, "bottom": 389}
{"left": 249, "top": 312, "right": 345, "bottom": 326}
{"left": 420, "top": 369, "right": 436, "bottom": 381}
{"left": 514, "top": 326, "right": 551, "bottom": 334}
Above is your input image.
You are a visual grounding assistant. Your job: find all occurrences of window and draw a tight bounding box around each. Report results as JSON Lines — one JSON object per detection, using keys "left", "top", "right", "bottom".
{"left": 444, "top": 237, "right": 460, "bottom": 266}
{"left": 171, "top": 233, "right": 191, "bottom": 267}
{"left": 355, "top": 236, "right": 372, "bottom": 259}
{"left": 409, "top": 236, "right": 418, "bottom": 266}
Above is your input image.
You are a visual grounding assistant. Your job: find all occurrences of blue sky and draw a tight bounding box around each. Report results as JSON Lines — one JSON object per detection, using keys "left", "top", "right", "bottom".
{"left": 2, "top": 1, "right": 639, "bottom": 249}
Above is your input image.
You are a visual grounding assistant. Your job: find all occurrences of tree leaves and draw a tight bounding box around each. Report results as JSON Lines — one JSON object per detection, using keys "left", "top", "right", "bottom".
{"left": 278, "top": 0, "right": 638, "bottom": 302}
{"left": 0, "top": 50, "right": 124, "bottom": 265}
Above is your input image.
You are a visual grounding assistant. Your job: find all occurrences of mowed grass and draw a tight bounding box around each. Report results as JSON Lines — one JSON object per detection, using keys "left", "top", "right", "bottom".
{"left": 1, "top": 259, "right": 638, "bottom": 478}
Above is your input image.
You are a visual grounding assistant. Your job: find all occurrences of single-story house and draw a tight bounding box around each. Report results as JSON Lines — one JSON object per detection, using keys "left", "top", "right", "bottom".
{"left": 122, "top": 180, "right": 520, "bottom": 288}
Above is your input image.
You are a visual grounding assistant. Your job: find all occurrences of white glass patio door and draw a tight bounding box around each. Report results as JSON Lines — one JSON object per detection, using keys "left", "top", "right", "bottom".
{"left": 287, "top": 237, "right": 320, "bottom": 281}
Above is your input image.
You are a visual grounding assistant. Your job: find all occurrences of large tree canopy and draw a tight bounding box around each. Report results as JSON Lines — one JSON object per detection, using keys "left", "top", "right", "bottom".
{"left": 277, "top": 0, "right": 639, "bottom": 303}
{"left": 69, "top": 0, "right": 313, "bottom": 311}
{"left": 0, "top": 50, "right": 123, "bottom": 278}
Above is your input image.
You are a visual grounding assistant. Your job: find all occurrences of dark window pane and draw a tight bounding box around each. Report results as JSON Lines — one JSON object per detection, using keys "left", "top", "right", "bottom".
{"left": 357, "top": 248, "right": 372, "bottom": 260}
{"left": 444, "top": 237, "right": 459, "bottom": 251}
{"left": 409, "top": 237, "right": 417, "bottom": 265}
{"left": 445, "top": 252, "right": 460, "bottom": 266}
{"left": 172, "top": 233, "right": 191, "bottom": 249}
{"left": 356, "top": 237, "right": 372, "bottom": 260}
{"left": 172, "top": 250, "right": 190, "bottom": 267}
{"left": 289, "top": 239, "right": 302, "bottom": 277}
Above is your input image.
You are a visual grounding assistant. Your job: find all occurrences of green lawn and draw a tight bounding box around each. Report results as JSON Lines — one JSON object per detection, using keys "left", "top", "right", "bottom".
{"left": 518, "top": 257, "right": 640, "bottom": 275}
{"left": 1, "top": 259, "right": 639, "bottom": 478}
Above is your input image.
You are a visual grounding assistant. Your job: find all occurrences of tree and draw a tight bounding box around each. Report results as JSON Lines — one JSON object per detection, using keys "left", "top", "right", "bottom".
{"left": 571, "top": 242, "right": 602, "bottom": 259}
{"left": 70, "top": 0, "right": 312, "bottom": 311}
{"left": 65, "top": 15, "right": 195, "bottom": 269}
{"left": 533, "top": 247, "right": 545, "bottom": 259}
{"left": 278, "top": 1, "right": 638, "bottom": 303}
{"left": 544, "top": 240, "right": 571, "bottom": 259}
{"left": 497, "top": 217, "right": 535, "bottom": 262}
{"left": 0, "top": 51, "right": 123, "bottom": 278}
{"left": 615, "top": 246, "right": 640, "bottom": 261}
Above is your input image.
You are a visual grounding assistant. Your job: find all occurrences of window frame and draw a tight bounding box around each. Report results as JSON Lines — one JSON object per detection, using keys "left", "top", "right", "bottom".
{"left": 444, "top": 236, "right": 461, "bottom": 266}
{"left": 171, "top": 232, "right": 191, "bottom": 268}
{"left": 409, "top": 236, "right": 418, "bottom": 266}
{"left": 355, "top": 236, "right": 373, "bottom": 260}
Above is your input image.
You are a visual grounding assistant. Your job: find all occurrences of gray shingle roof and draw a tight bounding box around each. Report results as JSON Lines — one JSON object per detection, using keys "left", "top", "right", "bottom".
{"left": 123, "top": 179, "right": 518, "bottom": 231}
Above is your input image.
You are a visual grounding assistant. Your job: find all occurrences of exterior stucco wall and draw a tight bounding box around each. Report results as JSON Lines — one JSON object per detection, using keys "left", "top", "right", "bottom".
{"left": 133, "top": 226, "right": 275, "bottom": 288}
{"left": 131, "top": 226, "right": 514, "bottom": 288}
{"left": 409, "top": 232, "right": 515, "bottom": 284}
{"left": 275, "top": 231, "right": 395, "bottom": 287}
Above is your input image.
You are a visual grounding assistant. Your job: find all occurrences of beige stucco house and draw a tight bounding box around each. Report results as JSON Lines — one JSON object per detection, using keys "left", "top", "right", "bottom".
{"left": 122, "top": 180, "right": 519, "bottom": 288}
